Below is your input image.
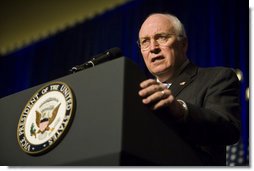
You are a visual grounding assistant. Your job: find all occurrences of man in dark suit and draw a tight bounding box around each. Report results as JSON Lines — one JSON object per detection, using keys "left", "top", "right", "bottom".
{"left": 138, "top": 13, "right": 241, "bottom": 165}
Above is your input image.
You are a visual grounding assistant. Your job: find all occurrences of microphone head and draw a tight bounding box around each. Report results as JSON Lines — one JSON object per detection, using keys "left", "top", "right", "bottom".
{"left": 92, "top": 47, "right": 122, "bottom": 64}
{"left": 107, "top": 47, "right": 122, "bottom": 59}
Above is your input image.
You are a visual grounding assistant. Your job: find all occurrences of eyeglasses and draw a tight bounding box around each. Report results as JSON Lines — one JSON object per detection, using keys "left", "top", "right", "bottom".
{"left": 137, "top": 33, "right": 184, "bottom": 50}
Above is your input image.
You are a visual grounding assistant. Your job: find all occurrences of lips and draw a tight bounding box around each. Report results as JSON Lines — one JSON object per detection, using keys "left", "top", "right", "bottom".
{"left": 151, "top": 56, "right": 165, "bottom": 62}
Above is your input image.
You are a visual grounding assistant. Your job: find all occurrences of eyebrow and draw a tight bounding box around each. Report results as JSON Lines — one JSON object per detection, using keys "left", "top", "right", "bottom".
{"left": 139, "top": 33, "right": 171, "bottom": 40}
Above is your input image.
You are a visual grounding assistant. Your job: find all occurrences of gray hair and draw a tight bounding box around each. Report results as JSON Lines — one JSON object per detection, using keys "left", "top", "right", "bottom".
{"left": 148, "top": 13, "right": 187, "bottom": 40}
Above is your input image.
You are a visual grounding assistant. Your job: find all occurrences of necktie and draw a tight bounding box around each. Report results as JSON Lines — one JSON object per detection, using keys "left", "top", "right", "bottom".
{"left": 163, "top": 83, "right": 172, "bottom": 89}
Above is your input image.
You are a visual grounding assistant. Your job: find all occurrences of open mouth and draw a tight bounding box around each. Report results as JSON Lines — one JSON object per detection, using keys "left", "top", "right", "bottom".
{"left": 151, "top": 56, "right": 165, "bottom": 62}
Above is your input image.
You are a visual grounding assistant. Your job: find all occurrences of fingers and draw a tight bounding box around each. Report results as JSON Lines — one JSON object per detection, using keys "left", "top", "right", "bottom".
{"left": 140, "top": 79, "right": 157, "bottom": 88}
{"left": 153, "top": 94, "right": 174, "bottom": 110}
{"left": 139, "top": 79, "right": 167, "bottom": 97}
{"left": 142, "top": 88, "right": 170, "bottom": 104}
{"left": 139, "top": 79, "right": 173, "bottom": 110}
{"left": 138, "top": 79, "right": 186, "bottom": 121}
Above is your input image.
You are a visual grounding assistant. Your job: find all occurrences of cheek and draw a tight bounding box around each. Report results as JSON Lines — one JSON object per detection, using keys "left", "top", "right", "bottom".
{"left": 141, "top": 51, "right": 150, "bottom": 64}
{"left": 163, "top": 48, "right": 176, "bottom": 64}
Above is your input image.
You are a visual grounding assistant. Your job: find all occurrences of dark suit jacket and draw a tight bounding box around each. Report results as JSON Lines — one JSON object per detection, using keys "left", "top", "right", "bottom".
{"left": 162, "top": 62, "right": 241, "bottom": 166}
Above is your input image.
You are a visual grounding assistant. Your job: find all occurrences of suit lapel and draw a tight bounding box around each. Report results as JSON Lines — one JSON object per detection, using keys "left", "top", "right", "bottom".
{"left": 170, "top": 62, "right": 198, "bottom": 97}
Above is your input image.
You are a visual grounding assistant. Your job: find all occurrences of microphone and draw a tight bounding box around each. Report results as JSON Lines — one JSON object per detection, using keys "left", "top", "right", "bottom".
{"left": 70, "top": 47, "right": 122, "bottom": 73}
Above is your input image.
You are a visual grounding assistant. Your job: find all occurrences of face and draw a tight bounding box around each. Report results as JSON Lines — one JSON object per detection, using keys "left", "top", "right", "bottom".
{"left": 139, "top": 14, "right": 187, "bottom": 82}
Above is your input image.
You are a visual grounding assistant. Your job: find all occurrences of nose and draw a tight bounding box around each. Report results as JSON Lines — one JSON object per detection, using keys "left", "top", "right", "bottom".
{"left": 149, "top": 39, "right": 160, "bottom": 53}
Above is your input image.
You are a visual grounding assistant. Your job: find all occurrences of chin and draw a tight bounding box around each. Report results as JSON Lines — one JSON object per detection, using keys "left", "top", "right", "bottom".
{"left": 152, "top": 70, "right": 167, "bottom": 77}
{"left": 152, "top": 67, "right": 172, "bottom": 78}
{"left": 151, "top": 66, "right": 169, "bottom": 74}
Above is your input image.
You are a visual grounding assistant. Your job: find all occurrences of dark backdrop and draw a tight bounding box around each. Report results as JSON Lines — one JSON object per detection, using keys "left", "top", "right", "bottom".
{"left": 0, "top": 0, "right": 249, "bottom": 165}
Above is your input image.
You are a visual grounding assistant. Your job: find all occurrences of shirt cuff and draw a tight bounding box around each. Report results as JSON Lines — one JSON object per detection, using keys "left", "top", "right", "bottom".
{"left": 177, "top": 99, "right": 189, "bottom": 120}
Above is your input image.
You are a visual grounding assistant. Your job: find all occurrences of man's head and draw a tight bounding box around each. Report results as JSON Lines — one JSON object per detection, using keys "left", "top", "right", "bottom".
{"left": 138, "top": 13, "right": 188, "bottom": 82}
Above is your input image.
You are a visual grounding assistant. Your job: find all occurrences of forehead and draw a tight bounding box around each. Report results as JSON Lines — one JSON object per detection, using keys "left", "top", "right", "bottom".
{"left": 139, "top": 15, "right": 174, "bottom": 38}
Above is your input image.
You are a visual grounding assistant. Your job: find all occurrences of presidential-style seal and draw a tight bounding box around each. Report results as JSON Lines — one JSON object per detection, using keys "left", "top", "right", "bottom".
{"left": 17, "top": 82, "right": 75, "bottom": 155}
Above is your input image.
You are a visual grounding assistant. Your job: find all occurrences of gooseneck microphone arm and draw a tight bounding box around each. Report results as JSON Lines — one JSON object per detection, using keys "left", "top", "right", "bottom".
{"left": 70, "top": 60, "right": 95, "bottom": 73}
{"left": 70, "top": 47, "right": 122, "bottom": 73}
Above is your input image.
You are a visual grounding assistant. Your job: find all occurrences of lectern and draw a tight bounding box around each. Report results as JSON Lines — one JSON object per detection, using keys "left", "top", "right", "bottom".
{"left": 0, "top": 57, "right": 202, "bottom": 165}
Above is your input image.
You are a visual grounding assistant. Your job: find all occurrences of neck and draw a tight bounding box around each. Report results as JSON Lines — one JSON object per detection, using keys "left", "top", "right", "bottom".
{"left": 156, "top": 58, "right": 189, "bottom": 83}
{"left": 156, "top": 70, "right": 174, "bottom": 83}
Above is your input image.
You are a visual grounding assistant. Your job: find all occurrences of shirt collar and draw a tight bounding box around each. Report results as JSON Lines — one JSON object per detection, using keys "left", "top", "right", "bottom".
{"left": 156, "top": 78, "right": 172, "bottom": 88}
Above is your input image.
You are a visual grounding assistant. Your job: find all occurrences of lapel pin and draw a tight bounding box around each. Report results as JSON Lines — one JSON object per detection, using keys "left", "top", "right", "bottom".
{"left": 179, "top": 81, "right": 186, "bottom": 86}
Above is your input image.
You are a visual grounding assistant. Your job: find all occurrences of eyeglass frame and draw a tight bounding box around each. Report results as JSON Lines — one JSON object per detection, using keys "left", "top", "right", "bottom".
{"left": 137, "top": 33, "right": 185, "bottom": 50}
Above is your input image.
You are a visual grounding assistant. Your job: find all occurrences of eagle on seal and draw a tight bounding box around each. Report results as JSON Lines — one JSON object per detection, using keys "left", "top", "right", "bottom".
{"left": 35, "top": 103, "right": 61, "bottom": 134}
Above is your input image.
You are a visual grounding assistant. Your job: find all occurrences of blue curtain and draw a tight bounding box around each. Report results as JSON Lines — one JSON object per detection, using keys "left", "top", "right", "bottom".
{"left": 0, "top": 0, "right": 248, "bottom": 165}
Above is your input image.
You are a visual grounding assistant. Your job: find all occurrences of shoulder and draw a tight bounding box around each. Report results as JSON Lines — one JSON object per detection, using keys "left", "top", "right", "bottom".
{"left": 199, "top": 66, "right": 234, "bottom": 73}
{"left": 198, "top": 66, "right": 238, "bottom": 80}
{"left": 196, "top": 66, "right": 240, "bottom": 89}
